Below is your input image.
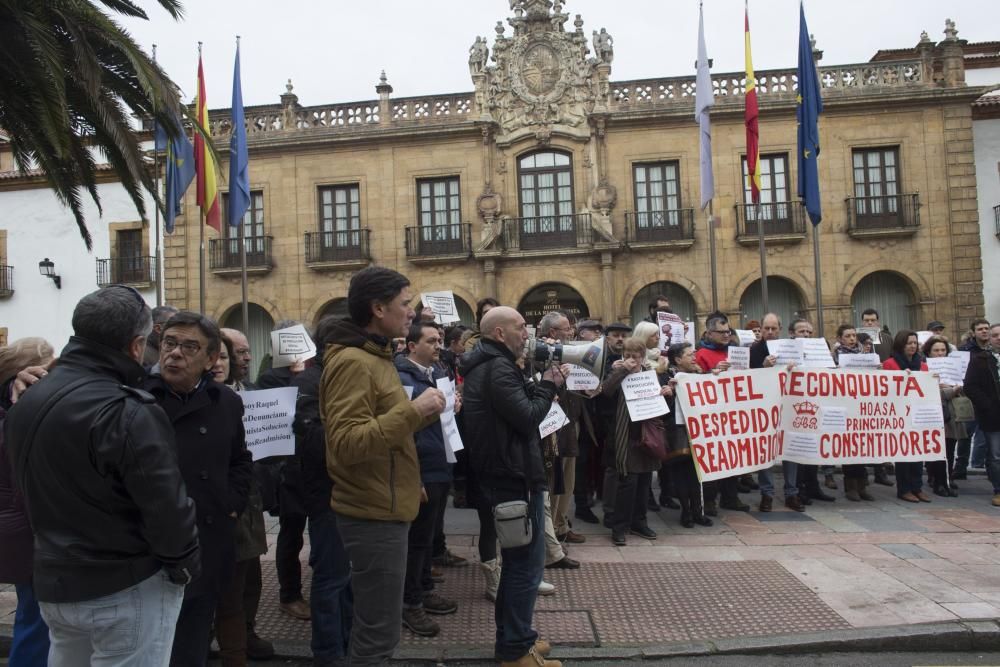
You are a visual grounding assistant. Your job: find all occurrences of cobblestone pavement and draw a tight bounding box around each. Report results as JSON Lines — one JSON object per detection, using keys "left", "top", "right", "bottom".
{"left": 5, "top": 470, "right": 1000, "bottom": 656}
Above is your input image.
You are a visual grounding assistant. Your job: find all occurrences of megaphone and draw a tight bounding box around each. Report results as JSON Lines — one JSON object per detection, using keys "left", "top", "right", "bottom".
{"left": 524, "top": 336, "right": 607, "bottom": 379}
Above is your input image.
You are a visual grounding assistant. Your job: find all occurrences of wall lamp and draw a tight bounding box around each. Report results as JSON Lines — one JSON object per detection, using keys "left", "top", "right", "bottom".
{"left": 38, "top": 257, "right": 61, "bottom": 289}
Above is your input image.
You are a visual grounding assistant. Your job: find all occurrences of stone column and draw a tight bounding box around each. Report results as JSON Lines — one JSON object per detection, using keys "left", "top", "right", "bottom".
{"left": 483, "top": 259, "right": 498, "bottom": 299}
{"left": 376, "top": 71, "right": 393, "bottom": 124}
{"left": 600, "top": 251, "right": 615, "bottom": 323}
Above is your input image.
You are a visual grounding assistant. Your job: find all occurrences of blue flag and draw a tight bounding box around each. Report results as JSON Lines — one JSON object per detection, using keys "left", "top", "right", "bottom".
{"left": 797, "top": 1, "right": 823, "bottom": 225}
{"left": 154, "top": 113, "right": 195, "bottom": 234}
{"left": 228, "top": 42, "right": 250, "bottom": 228}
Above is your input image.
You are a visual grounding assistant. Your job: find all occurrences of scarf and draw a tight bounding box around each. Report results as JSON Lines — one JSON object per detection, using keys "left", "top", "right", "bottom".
{"left": 891, "top": 351, "right": 923, "bottom": 371}
{"left": 835, "top": 342, "right": 862, "bottom": 357}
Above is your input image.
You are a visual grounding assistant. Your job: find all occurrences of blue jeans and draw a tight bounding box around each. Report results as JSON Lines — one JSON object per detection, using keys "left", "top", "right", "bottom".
{"left": 758, "top": 461, "right": 799, "bottom": 498}
{"left": 309, "top": 510, "right": 353, "bottom": 663}
{"left": 984, "top": 431, "right": 1000, "bottom": 494}
{"left": 39, "top": 569, "right": 184, "bottom": 667}
{"left": 491, "top": 490, "right": 545, "bottom": 662}
{"left": 971, "top": 425, "right": 988, "bottom": 468}
{"left": 12, "top": 583, "right": 50, "bottom": 665}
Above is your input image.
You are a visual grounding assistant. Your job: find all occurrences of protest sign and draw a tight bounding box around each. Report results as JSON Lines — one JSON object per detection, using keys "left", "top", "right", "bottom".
{"left": 949, "top": 350, "right": 970, "bottom": 379}
{"left": 837, "top": 353, "right": 882, "bottom": 369}
{"left": 779, "top": 369, "right": 944, "bottom": 465}
{"left": 916, "top": 330, "right": 933, "bottom": 346}
{"left": 539, "top": 401, "right": 570, "bottom": 438}
{"left": 767, "top": 339, "right": 803, "bottom": 366}
{"left": 420, "top": 290, "right": 461, "bottom": 324}
{"left": 625, "top": 394, "right": 669, "bottom": 421}
{"left": 927, "top": 357, "right": 964, "bottom": 386}
{"left": 566, "top": 365, "right": 599, "bottom": 391}
{"left": 675, "top": 369, "right": 783, "bottom": 482}
{"left": 734, "top": 330, "right": 756, "bottom": 347}
{"left": 656, "top": 311, "right": 685, "bottom": 350}
{"left": 858, "top": 326, "right": 883, "bottom": 343}
{"left": 435, "top": 378, "right": 464, "bottom": 461}
{"left": 270, "top": 324, "right": 316, "bottom": 368}
{"left": 685, "top": 322, "right": 696, "bottom": 346}
{"left": 727, "top": 346, "right": 750, "bottom": 370}
{"left": 800, "top": 338, "right": 836, "bottom": 368}
{"left": 622, "top": 370, "right": 662, "bottom": 400}
{"left": 239, "top": 387, "right": 298, "bottom": 460}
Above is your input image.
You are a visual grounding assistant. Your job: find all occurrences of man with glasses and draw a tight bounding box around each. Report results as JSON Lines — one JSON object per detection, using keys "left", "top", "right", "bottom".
{"left": 145, "top": 311, "right": 254, "bottom": 666}
{"left": 694, "top": 313, "right": 733, "bottom": 374}
{"left": 6, "top": 286, "right": 200, "bottom": 666}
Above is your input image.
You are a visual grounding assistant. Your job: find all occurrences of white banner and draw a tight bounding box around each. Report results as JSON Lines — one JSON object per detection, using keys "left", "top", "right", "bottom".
{"left": 239, "top": 387, "right": 298, "bottom": 460}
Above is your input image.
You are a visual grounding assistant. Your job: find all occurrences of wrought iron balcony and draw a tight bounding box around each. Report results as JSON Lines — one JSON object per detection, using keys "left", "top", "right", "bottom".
{"left": 405, "top": 223, "right": 471, "bottom": 260}
{"left": 993, "top": 204, "right": 1000, "bottom": 238}
{"left": 503, "top": 213, "right": 592, "bottom": 252}
{"left": 0, "top": 265, "right": 12, "bottom": 298}
{"left": 845, "top": 193, "right": 920, "bottom": 237}
{"left": 208, "top": 236, "right": 273, "bottom": 273}
{"left": 96, "top": 256, "right": 156, "bottom": 287}
{"left": 304, "top": 229, "right": 371, "bottom": 268}
{"left": 734, "top": 201, "right": 807, "bottom": 245}
{"left": 625, "top": 209, "right": 695, "bottom": 248}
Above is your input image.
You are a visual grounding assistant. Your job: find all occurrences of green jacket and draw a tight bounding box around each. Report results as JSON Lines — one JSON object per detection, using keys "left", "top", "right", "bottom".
{"left": 319, "top": 319, "right": 432, "bottom": 522}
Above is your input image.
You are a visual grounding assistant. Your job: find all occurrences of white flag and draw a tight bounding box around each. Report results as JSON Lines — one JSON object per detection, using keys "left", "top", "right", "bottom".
{"left": 695, "top": 3, "right": 715, "bottom": 210}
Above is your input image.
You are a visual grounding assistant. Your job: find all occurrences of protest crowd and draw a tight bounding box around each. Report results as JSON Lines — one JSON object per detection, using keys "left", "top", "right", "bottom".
{"left": 0, "top": 266, "right": 996, "bottom": 667}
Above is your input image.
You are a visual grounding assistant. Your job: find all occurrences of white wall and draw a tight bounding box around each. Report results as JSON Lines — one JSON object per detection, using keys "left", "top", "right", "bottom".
{"left": 974, "top": 116, "right": 1000, "bottom": 323}
{"left": 0, "top": 181, "right": 158, "bottom": 351}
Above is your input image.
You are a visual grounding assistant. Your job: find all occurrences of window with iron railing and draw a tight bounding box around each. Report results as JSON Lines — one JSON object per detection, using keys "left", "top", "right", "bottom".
{"left": 220, "top": 191, "right": 268, "bottom": 267}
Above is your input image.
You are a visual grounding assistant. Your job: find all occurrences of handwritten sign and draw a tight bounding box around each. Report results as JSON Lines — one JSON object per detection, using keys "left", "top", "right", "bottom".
{"left": 566, "top": 365, "right": 599, "bottom": 391}
{"left": 271, "top": 325, "right": 317, "bottom": 369}
{"left": 539, "top": 401, "right": 570, "bottom": 438}
{"left": 421, "top": 290, "right": 461, "bottom": 324}
{"left": 238, "top": 387, "right": 298, "bottom": 460}
{"left": 837, "top": 353, "right": 882, "bottom": 369}
{"left": 727, "top": 346, "right": 750, "bottom": 370}
{"left": 622, "top": 370, "right": 661, "bottom": 400}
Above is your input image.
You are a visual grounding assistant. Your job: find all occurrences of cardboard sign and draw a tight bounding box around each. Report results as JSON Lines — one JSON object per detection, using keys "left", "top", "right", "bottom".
{"left": 622, "top": 370, "right": 661, "bottom": 400}
{"left": 566, "top": 365, "right": 599, "bottom": 391}
{"left": 539, "top": 401, "right": 570, "bottom": 438}
{"left": 927, "top": 357, "right": 964, "bottom": 386}
{"left": 238, "top": 387, "right": 298, "bottom": 460}
{"left": 270, "top": 325, "right": 317, "bottom": 369}
{"left": 421, "top": 290, "right": 461, "bottom": 324}
{"left": 837, "top": 353, "right": 882, "bottom": 369}
{"left": 779, "top": 369, "right": 944, "bottom": 465}
{"left": 734, "top": 330, "right": 756, "bottom": 347}
{"left": 727, "top": 346, "right": 750, "bottom": 371}
{"left": 435, "top": 377, "right": 463, "bottom": 461}
{"left": 675, "top": 369, "right": 783, "bottom": 482}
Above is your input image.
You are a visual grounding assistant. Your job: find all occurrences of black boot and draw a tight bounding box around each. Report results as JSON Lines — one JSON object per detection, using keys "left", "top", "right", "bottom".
{"left": 873, "top": 466, "right": 894, "bottom": 486}
{"left": 692, "top": 494, "right": 713, "bottom": 527}
{"left": 679, "top": 497, "right": 694, "bottom": 528}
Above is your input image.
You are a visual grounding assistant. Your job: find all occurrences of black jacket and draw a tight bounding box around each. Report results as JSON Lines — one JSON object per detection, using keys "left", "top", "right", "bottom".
{"left": 395, "top": 356, "right": 453, "bottom": 484}
{"left": 291, "top": 365, "right": 333, "bottom": 518}
{"left": 964, "top": 348, "right": 1000, "bottom": 432}
{"left": 458, "top": 338, "right": 556, "bottom": 496}
{"left": 4, "top": 337, "right": 199, "bottom": 603}
{"left": 144, "top": 371, "right": 252, "bottom": 597}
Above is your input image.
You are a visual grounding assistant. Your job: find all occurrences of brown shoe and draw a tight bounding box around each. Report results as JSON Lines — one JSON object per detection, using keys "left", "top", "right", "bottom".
{"left": 784, "top": 495, "right": 805, "bottom": 512}
{"left": 899, "top": 492, "right": 920, "bottom": 503}
{"left": 500, "top": 646, "right": 562, "bottom": 666}
{"left": 279, "top": 599, "right": 311, "bottom": 620}
{"left": 915, "top": 491, "right": 932, "bottom": 503}
{"left": 535, "top": 639, "right": 552, "bottom": 655}
{"left": 564, "top": 530, "right": 586, "bottom": 544}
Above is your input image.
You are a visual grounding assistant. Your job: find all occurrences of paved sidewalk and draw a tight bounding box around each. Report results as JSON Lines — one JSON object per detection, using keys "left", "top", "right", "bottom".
{"left": 5, "top": 470, "right": 1000, "bottom": 662}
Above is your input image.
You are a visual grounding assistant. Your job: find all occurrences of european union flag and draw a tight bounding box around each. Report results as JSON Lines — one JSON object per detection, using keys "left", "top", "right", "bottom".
{"left": 154, "top": 112, "right": 195, "bottom": 234}
{"left": 797, "top": 2, "right": 823, "bottom": 225}
{"left": 228, "top": 42, "right": 250, "bottom": 228}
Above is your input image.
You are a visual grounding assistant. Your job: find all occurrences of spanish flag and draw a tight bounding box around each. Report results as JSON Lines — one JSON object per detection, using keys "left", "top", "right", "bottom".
{"left": 194, "top": 54, "right": 221, "bottom": 231}
{"left": 744, "top": 4, "right": 761, "bottom": 204}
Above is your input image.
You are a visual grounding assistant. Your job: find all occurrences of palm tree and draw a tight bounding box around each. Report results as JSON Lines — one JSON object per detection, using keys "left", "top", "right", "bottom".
{"left": 0, "top": 0, "right": 189, "bottom": 250}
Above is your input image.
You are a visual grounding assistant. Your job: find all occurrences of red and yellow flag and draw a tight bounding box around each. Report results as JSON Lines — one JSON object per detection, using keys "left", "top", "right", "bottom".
{"left": 744, "top": 6, "right": 761, "bottom": 204}
{"left": 194, "top": 55, "right": 221, "bottom": 231}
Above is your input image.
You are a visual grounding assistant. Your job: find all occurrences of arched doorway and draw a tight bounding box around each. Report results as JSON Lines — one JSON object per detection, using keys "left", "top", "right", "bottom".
{"left": 629, "top": 281, "right": 697, "bottom": 325}
{"left": 223, "top": 303, "right": 275, "bottom": 383}
{"left": 517, "top": 282, "right": 589, "bottom": 327}
{"left": 739, "top": 277, "right": 805, "bottom": 330}
{"left": 850, "top": 271, "right": 915, "bottom": 335}
{"left": 414, "top": 294, "right": 476, "bottom": 328}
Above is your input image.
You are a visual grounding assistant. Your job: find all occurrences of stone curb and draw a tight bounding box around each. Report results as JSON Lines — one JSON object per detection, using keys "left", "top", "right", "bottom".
{"left": 4, "top": 618, "right": 1000, "bottom": 662}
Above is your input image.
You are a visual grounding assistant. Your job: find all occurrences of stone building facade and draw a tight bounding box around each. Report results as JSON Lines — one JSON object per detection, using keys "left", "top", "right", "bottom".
{"left": 155, "top": 2, "right": 991, "bottom": 348}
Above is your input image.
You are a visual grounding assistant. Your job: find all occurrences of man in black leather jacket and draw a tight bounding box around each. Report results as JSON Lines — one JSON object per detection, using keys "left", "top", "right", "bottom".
{"left": 5, "top": 286, "right": 199, "bottom": 666}
{"left": 459, "top": 306, "right": 565, "bottom": 667}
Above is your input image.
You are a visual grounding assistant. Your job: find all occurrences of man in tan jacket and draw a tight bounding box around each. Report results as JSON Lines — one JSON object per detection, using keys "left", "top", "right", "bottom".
{"left": 320, "top": 266, "right": 445, "bottom": 666}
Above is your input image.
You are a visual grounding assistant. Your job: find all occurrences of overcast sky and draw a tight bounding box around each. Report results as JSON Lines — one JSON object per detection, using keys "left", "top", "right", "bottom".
{"left": 121, "top": 0, "right": 1000, "bottom": 109}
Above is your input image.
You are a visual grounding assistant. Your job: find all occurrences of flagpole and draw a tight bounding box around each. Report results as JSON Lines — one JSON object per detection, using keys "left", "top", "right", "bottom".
{"left": 152, "top": 44, "right": 163, "bottom": 307}
{"left": 708, "top": 201, "right": 718, "bottom": 311}
{"left": 197, "top": 42, "right": 207, "bottom": 315}
{"left": 813, "top": 222, "right": 823, "bottom": 333}
{"left": 237, "top": 36, "right": 250, "bottom": 337}
{"left": 756, "top": 201, "right": 769, "bottom": 313}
